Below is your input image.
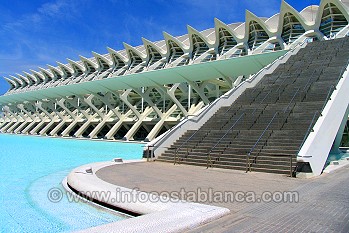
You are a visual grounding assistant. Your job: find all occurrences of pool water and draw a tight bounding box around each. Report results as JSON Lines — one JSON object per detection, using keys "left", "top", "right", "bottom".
{"left": 0, "top": 134, "right": 143, "bottom": 232}
{"left": 326, "top": 149, "right": 349, "bottom": 166}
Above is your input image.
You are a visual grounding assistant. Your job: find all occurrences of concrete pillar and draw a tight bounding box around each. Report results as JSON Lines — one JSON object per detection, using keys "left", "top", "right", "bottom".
{"left": 123, "top": 107, "right": 153, "bottom": 141}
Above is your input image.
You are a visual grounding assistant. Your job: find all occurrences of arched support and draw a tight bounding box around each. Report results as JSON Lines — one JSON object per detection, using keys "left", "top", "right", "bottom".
{"left": 39, "top": 101, "right": 65, "bottom": 135}
{"left": 89, "top": 92, "right": 123, "bottom": 139}
{"left": 73, "top": 94, "right": 107, "bottom": 137}
{"left": 153, "top": 83, "right": 188, "bottom": 117}
{"left": 131, "top": 87, "right": 164, "bottom": 118}
{"left": 12, "top": 106, "right": 33, "bottom": 134}
{"left": 123, "top": 107, "right": 153, "bottom": 141}
{"left": 50, "top": 97, "right": 85, "bottom": 137}
{"left": 18, "top": 103, "right": 42, "bottom": 134}
{"left": 29, "top": 101, "right": 55, "bottom": 135}
{"left": 104, "top": 110, "right": 132, "bottom": 140}
{"left": 63, "top": 95, "right": 97, "bottom": 137}
{"left": 116, "top": 89, "right": 142, "bottom": 120}
{"left": 145, "top": 104, "right": 177, "bottom": 142}
{"left": 0, "top": 106, "right": 22, "bottom": 133}
{"left": 182, "top": 80, "right": 210, "bottom": 105}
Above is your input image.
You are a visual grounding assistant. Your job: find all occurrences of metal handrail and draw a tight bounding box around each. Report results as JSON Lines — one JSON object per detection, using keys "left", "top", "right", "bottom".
{"left": 337, "top": 58, "right": 349, "bottom": 84}
{"left": 249, "top": 40, "right": 307, "bottom": 95}
{"left": 246, "top": 112, "right": 279, "bottom": 173}
{"left": 251, "top": 89, "right": 272, "bottom": 115}
{"left": 174, "top": 125, "right": 206, "bottom": 164}
{"left": 144, "top": 145, "right": 172, "bottom": 162}
{"left": 220, "top": 102, "right": 242, "bottom": 120}
{"left": 148, "top": 114, "right": 195, "bottom": 151}
{"left": 206, "top": 112, "right": 245, "bottom": 168}
{"left": 218, "top": 105, "right": 244, "bottom": 130}
{"left": 297, "top": 69, "right": 317, "bottom": 102}
{"left": 275, "top": 77, "right": 288, "bottom": 94}
{"left": 319, "top": 85, "right": 335, "bottom": 115}
{"left": 252, "top": 44, "right": 304, "bottom": 114}
{"left": 298, "top": 111, "right": 320, "bottom": 152}
{"left": 302, "top": 70, "right": 316, "bottom": 92}
{"left": 283, "top": 87, "right": 300, "bottom": 114}
{"left": 246, "top": 112, "right": 278, "bottom": 172}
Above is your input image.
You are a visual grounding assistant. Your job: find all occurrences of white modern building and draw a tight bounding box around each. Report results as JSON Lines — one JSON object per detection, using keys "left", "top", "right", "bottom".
{"left": 0, "top": 0, "right": 348, "bottom": 149}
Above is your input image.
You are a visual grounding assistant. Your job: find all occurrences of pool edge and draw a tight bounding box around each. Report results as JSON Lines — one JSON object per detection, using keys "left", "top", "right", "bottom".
{"left": 64, "top": 160, "right": 230, "bottom": 233}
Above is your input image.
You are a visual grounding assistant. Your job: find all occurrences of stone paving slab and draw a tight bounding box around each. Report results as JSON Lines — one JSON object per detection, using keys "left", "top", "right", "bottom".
{"left": 96, "top": 161, "right": 349, "bottom": 232}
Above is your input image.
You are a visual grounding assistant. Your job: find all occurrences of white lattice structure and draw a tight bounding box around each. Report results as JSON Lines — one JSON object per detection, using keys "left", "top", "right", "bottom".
{"left": 0, "top": 0, "right": 348, "bottom": 141}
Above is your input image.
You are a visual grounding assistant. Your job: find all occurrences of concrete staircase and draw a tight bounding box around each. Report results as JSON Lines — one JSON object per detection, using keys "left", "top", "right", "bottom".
{"left": 157, "top": 37, "right": 349, "bottom": 175}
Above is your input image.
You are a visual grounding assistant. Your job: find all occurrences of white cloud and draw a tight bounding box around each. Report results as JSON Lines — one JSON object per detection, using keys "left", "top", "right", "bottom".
{"left": 1, "top": 0, "right": 81, "bottom": 33}
{"left": 38, "top": 1, "right": 67, "bottom": 17}
{"left": 0, "top": 0, "right": 90, "bottom": 76}
{"left": 37, "top": 0, "right": 81, "bottom": 19}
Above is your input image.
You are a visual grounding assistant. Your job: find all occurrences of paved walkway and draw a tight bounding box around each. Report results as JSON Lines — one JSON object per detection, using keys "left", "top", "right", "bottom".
{"left": 96, "top": 162, "right": 349, "bottom": 232}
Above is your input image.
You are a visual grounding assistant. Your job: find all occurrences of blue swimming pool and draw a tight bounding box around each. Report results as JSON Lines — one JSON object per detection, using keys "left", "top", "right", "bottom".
{"left": 0, "top": 134, "right": 144, "bottom": 232}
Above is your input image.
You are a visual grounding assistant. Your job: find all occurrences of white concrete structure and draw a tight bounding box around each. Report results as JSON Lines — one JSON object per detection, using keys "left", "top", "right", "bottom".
{"left": 0, "top": 0, "right": 348, "bottom": 142}
{"left": 298, "top": 61, "right": 349, "bottom": 176}
{"left": 66, "top": 161, "right": 230, "bottom": 233}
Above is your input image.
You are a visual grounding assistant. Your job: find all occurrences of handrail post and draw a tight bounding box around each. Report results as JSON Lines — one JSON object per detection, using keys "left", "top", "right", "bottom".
{"left": 246, "top": 155, "right": 249, "bottom": 173}
{"left": 174, "top": 148, "right": 178, "bottom": 165}
{"left": 151, "top": 146, "right": 155, "bottom": 162}
{"left": 146, "top": 146, "right": 149, "bottom": 162}
{"left": 176, "top": 122, "right": 207, "bottom": 161}
{"left": 246, "top": 152, "right": 253, "bottom": 173}
{"left": 206, "top": 113, "right": 245, "bottom": 168}
{"left": 206, "top": 151, "right": 211, "bottom": 168}
{"left": 186, "top": 147, "right": 189, "bottom": 162}
{"left": 248, "top": 156, "right": 252, "bottom": 172}
{"left": 231, "top": 128, "right": 234, "bottom": 141}
{"left": 248, "top": 112, "right": 278, "bottom": 158}
{"left": 290, "top": 155, "right": 293, "bottom": 177}
{"left": 320, "top": 85, "right": 335, "bottom": 114}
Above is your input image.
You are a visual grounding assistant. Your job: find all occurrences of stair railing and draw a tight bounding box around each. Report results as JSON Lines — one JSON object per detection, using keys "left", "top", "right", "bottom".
{"left": 298, "top": 111, "right": 320, "bottom": 153}
{"left": 283, "top": 87, "right": 300, "bottom": 114}
{"left": 318, "top": 58, "right": 349, "bottom": 115}
{"left": 218, "top": 104, "right": 243, "bottom": 130}
{"left": 298, "top": 84, "right": 339, "bottom": 151}
{"left": 319, "top": 85, "right": 335, "bottom": 115}
{"left": 206, "top": 112, "right": 245, "bottom": 168}
{"left": 251, "top": 90, "right": 272, "bottom": 115}
{"left": 300, "top": 70, "right": 316, "bottom": 101}
{"left": 174, "top": 128, "right": 206, "bottom": 165}
{"left": 335, "top": 58, "right": 349, "bottom": 84}
{"left": 276, "top": 87, "right": 301, "bottom": 131}
{"left": 246, "top": 111, "right": 278, "bottom": 172}
{"left": 297, "top": 58, "right": 349, "bottom": 160}
{"left": 289, "top": 154, "right": 294, "bottom": 177}
{"left": 275, "top": 77, "right": 288, "bottom": 102}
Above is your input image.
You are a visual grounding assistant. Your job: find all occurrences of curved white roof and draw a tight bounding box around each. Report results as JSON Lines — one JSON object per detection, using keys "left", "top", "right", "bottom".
{"left": 265, "top": 13, "right": 280, "bottom": 32}
{"left": 2, "top": 0, "right": 349, "bottom": 93}
{"left": 300, "top": 5, "right": 319, "bottom": 24}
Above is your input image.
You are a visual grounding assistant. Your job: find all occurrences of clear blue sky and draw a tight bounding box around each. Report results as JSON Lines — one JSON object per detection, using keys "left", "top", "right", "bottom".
{"left": 0, "top": 0, "right": 320, "bottom": 94}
